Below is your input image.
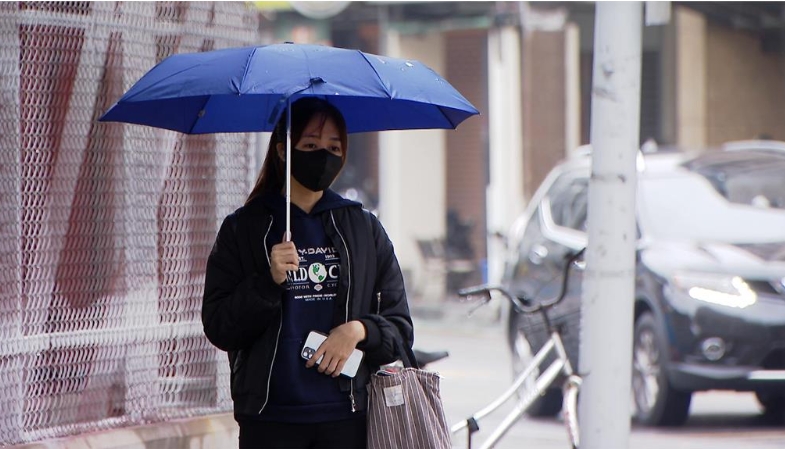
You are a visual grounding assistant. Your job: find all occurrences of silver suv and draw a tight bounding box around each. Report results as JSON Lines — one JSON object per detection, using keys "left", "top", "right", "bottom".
{"left": 503, "top": 141, "right": 785, "bottom": 426}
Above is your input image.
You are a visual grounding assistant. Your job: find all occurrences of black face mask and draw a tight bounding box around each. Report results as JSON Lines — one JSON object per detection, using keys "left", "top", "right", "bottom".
{"left": 290, "top": 148, "right": 343, "bottom": 192}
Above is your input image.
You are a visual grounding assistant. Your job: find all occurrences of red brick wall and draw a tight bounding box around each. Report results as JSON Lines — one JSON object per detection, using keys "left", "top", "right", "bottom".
{"left": 705, "top": 23, "right": 785, "bottom": 144}
{"left": 522, "top": 30, "right": 567, "bottom": 200}
{"left": 445, "top": 29, "right": 489, "bottom": 262}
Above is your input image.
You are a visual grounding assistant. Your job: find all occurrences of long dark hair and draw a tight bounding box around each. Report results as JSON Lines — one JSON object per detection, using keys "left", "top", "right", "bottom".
{"left": 246, "top": 97, "right": 348, "bottom": 205}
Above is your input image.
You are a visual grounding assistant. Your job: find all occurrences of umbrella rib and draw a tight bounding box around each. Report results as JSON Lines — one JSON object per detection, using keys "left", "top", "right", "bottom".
{"left": 186, "top": 47, "right": 255, "bottom": 133}
{"left": 357, "top": 51, "right": 393, "bottom": 99}
{"left": 298, "top": 44, "right": 318, "bottom": 96}
{"left": 122, "top": 65, "right": 204, "bottom": 102}
{"left": 437, "top": 107, "right": 459, "bottom": 129}
{"left": 356, "top": 51, "right": 463, "bottom": 129}
{"left": 237, "top": 46, "right": 259, "bottom": 94}
{"left": 186, "top": 96, "right": 213, "bottom": 134}
{"left": 123, "top": 50, "right": 247, "bottom": 102}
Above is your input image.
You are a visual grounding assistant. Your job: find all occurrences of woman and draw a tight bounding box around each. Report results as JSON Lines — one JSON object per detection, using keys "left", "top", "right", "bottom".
{"left": 202, "top": 97, "right": 414, "bottom": 448}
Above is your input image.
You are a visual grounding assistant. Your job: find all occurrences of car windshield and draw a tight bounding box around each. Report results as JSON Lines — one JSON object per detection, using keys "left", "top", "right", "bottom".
{"left": 638, "top": 153, "right": 785, "bottom": 244}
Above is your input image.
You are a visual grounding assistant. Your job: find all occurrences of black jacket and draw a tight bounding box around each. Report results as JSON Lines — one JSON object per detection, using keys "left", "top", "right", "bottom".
{"left": 202, "top": 191, "right": 414, "bottom": 418}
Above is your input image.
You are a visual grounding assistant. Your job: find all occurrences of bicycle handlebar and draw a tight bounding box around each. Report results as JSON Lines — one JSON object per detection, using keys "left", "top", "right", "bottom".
{"left": 457, "top": 248, "right": 586, "bottom": 315}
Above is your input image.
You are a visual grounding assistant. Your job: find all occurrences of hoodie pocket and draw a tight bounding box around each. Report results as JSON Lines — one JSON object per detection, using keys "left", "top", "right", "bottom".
{"left": 375, "top": 288, "right": 406, "bottom": 315}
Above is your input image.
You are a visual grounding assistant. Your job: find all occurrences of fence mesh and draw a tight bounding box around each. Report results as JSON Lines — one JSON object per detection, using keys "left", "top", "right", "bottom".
{"left": 0, "top": 2, "right": 267, "bottom": 444}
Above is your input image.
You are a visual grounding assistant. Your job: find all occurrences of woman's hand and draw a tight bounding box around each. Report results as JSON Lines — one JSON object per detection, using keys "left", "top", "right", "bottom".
{"left": 306, "top": 321, "right": 367, "bottom": 377}
{"left": 270, "top": 237, "right": 298, "bottom": 284}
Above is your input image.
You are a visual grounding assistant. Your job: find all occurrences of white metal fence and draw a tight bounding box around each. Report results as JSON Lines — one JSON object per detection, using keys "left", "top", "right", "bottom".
{"left": 0, "top": 2, "right": 265, "bottom": 444}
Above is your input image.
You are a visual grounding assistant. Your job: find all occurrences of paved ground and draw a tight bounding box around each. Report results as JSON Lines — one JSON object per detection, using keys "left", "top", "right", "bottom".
{"left": 410, "top": 298, "right": 785, "bottom": 449}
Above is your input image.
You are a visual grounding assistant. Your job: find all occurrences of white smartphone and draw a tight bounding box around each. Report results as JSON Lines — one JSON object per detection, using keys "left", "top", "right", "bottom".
{"left": 300, "top": 330, "right": 364, "bottom": 378}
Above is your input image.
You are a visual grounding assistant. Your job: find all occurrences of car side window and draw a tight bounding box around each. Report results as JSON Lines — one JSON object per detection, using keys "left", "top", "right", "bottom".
{"left": 513, "top": 207, "right": 544, "bottom": 282}
{"left": 548, "top": 175, "right": 589, "bottom": 232}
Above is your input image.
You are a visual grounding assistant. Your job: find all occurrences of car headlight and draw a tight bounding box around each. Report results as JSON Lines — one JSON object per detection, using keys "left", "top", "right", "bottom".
{"left": 671, "top": 273, "right": 757, "bottom": 309}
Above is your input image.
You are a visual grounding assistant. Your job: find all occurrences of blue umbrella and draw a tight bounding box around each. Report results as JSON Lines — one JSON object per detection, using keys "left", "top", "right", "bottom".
{"left": 99, "top": 42, "right": 479, "bottom": 235}
{"left": 100, "top": 42, "right": 478, "bottom": 133}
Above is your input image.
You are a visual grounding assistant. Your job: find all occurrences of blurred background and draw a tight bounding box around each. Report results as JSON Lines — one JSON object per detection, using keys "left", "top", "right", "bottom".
{"left": 1, "top": 1, "right": 784, "bottom": 447}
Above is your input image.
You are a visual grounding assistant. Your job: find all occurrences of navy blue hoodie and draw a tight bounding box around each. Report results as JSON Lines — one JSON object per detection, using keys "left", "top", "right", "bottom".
{"left": 258, "top": 190, "right": 360, "bottom": 423}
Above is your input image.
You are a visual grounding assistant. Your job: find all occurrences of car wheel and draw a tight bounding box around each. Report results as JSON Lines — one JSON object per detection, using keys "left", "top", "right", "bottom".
{"left": 510, "top": 315, "right": 562, "bottom": 417}
{"left": 632, "top": 312, "right": 691, "bottom": 426}
{"left": 756, "top": 391, "right": 785, "bottom": 419}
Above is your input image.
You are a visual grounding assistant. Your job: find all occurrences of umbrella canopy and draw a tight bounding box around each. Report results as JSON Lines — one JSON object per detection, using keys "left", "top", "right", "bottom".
{"left": 99, "top": 42, "right": 479, "bottom": 134}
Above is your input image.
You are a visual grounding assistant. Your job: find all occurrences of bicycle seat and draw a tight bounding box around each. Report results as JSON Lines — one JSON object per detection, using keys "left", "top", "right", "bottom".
{"left": 413, "top": 349, "right": 450, "bottom": 368}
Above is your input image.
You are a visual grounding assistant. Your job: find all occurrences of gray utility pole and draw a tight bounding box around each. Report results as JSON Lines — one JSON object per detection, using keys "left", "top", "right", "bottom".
{"left": 579, "top": 2, "right": 642, "bottom": 448}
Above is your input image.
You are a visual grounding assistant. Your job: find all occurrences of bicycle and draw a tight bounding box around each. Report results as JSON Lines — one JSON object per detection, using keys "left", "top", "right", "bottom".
{"left": 451, "top": 248, "right": 585, "bottom": 449}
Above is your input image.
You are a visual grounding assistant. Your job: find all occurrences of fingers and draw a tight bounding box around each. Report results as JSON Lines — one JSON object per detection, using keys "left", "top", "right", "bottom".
{"left": 305, "top": 347, "right": 324, "bottom": 369}
{"left": 272, "top": 248, "right": 298, "bottom": 270}
{"left": 305, "top": 350, "right": 320, "bottom": 369}
{"left": 271, "top": 241, "right": 297, "bottom": 261}
{"left": 313, "top": 353, "right": 345, "bottom": 378}
{"left": 305, "top": 340, "right": 349, "bottom": 378}
{"left": 270, "top": 241, "right": 298, "bottom": 284}
{"left": 327, "top": 359, "right": 345, "bottom": 378}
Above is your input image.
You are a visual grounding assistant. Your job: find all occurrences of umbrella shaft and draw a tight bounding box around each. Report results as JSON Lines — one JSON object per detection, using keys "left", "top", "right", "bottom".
{"left": 285, "top": 103, "right": 292, "bottom": 241}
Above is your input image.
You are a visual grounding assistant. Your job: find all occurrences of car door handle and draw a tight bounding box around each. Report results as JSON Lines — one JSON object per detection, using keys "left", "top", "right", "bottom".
{"left": 529, "top": 244, "right": 548, "bottom": 265}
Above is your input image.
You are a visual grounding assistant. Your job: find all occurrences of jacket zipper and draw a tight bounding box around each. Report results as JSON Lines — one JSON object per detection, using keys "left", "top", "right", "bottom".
{"left": 330, "top": 211, "right": 357, "bottom": 412}
{"left": 377, "top": 291, "right": 381, "bottom": 314}
{"left": 259, "top": 217, "right": 282, "bottom": 414}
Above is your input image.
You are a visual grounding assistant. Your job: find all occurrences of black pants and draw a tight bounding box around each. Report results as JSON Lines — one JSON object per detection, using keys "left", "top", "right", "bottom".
{"left": 238, "top": 417, "right": 366, "bottom": 449}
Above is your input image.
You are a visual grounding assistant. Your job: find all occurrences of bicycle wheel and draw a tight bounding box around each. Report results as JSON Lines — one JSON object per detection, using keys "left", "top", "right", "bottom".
{"left": 562, "top": 375, "right": 581, "bottom": 449}
{"left": 509, "top": 314, "right": 562, "bottom": 416}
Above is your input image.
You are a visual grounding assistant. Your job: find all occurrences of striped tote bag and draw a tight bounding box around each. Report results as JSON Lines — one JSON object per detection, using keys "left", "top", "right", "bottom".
{"left": 366, "top": 367, "right": 451, "bottom": 449}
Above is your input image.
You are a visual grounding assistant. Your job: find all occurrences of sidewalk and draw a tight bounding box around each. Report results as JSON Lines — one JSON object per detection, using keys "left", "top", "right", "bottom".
{"left": 11, "top": 414, "right": 238, "bottom": 449}
{"left": 409, "top": 293, "right": 505, "bottom": 330}
{"left": 12, "top": 301, "right": 785, "bottom": 449}
{"left": 11, "top": 298, "right": 495, "bottom": 449}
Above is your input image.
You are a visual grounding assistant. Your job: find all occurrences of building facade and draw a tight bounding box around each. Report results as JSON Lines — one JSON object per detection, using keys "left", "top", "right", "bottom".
{"left": 270, "top": 1, "right": 785, "bottom": 300}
